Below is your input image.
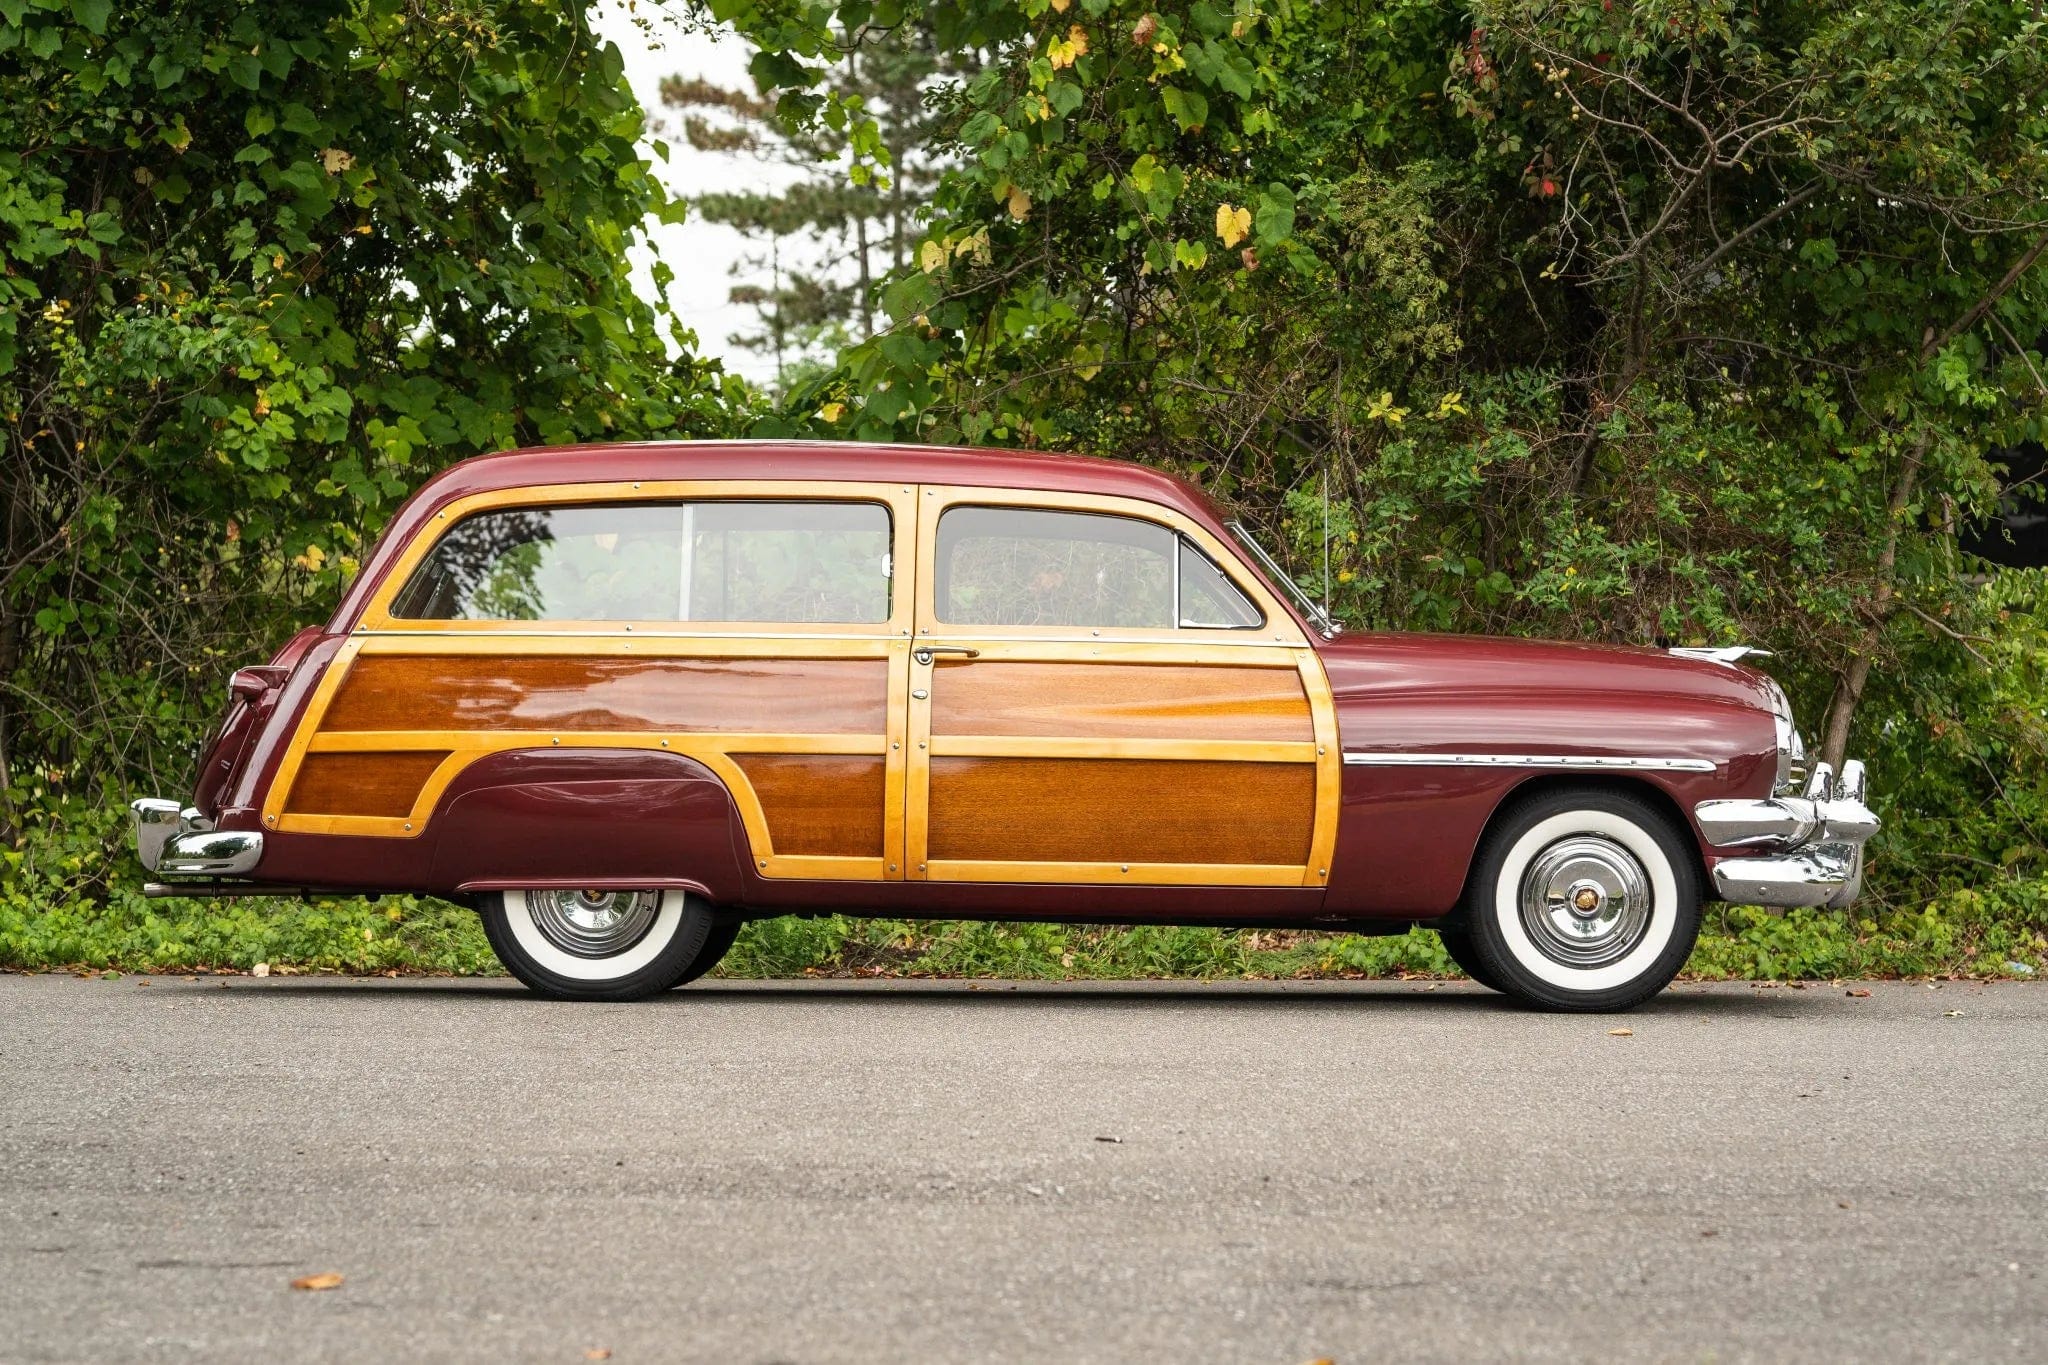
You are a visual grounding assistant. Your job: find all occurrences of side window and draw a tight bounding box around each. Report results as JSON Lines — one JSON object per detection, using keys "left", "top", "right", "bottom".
{"left": 934, "top": 505, "right": 1263, "bottom": 630}
{"left": 1178, "top": 539, "right": 1264, "bottom": 628}
{"left": 389, "top": 500, "right": 892, "bottom": 624}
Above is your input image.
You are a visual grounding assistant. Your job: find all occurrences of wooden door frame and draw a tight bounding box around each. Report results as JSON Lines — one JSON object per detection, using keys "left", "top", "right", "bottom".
{"left": 903, "top": 484, "right": 1340, "bottom": 888}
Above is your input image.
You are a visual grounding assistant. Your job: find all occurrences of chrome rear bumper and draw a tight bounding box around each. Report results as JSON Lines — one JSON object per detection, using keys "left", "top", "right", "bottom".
{"left": 1695, "top": 761, "right": 1877, "bottom": 909}
{"left": 131, "top": 798, "right": 264, "bottom": 877}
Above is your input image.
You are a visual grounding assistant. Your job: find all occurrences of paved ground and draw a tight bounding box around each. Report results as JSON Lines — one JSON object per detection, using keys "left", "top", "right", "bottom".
{"left": 0, "top": 973, "right": 2042, "bottom": 1363}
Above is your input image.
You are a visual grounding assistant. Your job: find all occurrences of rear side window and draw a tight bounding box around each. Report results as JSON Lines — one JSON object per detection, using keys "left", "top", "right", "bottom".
{"left": 389, "top": 500, "right": 892, "bottom": 624}
{"left": 934, "top": 505, "right": 1263, "bottom": 630}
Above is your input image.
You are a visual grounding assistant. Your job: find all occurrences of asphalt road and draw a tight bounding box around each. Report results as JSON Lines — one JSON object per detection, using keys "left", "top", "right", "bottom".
{"left": 1, "top": 973, "right": 2042, "bottom": 1363}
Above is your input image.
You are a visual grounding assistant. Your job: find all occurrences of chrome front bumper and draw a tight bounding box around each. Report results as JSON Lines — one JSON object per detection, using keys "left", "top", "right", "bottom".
{"left": 131, "top": 798, "right": 264, "bottom": 877}
{"left": 1695, "top": 761, "right": 1878, "bottom": 909}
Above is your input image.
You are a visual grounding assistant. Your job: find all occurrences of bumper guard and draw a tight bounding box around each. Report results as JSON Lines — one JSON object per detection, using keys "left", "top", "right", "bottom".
{"left": 131, "top": 798, "right": 264, "bottom": 878}
{"left": 1695, "top": 761, "right": 1877, "bottom": 909}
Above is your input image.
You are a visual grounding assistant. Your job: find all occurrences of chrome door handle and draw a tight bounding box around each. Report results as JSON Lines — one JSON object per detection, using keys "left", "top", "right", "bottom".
{"left": 912, "top": 645, "right": 980, "bottom": 665}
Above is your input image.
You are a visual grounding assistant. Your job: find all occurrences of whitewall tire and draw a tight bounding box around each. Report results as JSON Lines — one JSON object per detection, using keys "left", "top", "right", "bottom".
{"left": 1459, "top": 788, "right": 1702, "bottom": 1012}
{"left": 481, "top": 889, "right": 717, "bottom": 1001}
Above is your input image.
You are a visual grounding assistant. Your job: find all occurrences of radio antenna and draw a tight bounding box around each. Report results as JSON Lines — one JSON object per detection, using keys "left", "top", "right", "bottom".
{"left": 1321, "top": 461, "right": 1331, "bottom": 627}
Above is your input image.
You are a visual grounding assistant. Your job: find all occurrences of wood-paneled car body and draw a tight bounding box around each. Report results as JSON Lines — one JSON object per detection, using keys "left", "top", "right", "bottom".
{"left": 134, "top": 442, "right": 1877, "bottom": 1009}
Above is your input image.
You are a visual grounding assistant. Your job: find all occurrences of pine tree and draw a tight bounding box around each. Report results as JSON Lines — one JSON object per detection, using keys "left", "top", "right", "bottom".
{"left": 661, "top": 27, "right": 956, "bottom": 391}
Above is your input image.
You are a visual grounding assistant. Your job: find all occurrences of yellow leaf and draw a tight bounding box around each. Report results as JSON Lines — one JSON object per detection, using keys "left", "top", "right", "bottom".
{"left": 291, "top": 1272, "right": 344, "bottom": 1291}
{"left": 1608, "top": 1027, "right": 1633, "bottom": 1037}
{"left": 294, "top": 544, "right": 327, "bottom": 572}
{"left": 918, "top": 239, "right": 946, "bottom": 273}
{"left": 1048, "top": 24, "right": 1089, "bottom": 69}
{"left": 1006, "top": 185, "right": 1032, "bottom": 221}
{"left": 1215, "top": 203, "right": 1251, "bottom": 248}
{"left": 252, "top": 388, "right": 270, "bottom": 418}
{"left": 1050, "top": 0, "right": 1069, "bottom": 9}
{"left": 320, "top": 147, "right": 355, "bottom": 174}
{"left": 817, "top": 401, "right": 846, "bottom": 423}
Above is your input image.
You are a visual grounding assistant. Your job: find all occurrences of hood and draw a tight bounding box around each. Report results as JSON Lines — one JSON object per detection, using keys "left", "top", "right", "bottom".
{"left": 1318, "top": 631, "right": 1782, "bottom": 716}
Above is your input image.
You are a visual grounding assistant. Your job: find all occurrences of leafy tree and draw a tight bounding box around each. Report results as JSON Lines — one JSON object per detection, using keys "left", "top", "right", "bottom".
{"left": 707, "top": 0, "right": 2048, "bottom": 911}
{"left": 661, "top": 22, "right": 959, "bottom": 387}
{"left": 0, "top": 0, "right": 747, "bottom": 857}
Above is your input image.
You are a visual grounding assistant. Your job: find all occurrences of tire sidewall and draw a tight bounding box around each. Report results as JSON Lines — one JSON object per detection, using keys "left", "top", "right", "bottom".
{"left": 1466, "top": 790, "right": 1701, "bottom": 1011}
{"left": 483, "top": 890, "right": 715, "bottom": 1001}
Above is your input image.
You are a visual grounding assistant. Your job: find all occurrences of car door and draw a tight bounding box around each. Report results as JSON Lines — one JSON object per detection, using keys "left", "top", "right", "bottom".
{"left": 903, "top": 486, "right": 1338, "bottom": 887}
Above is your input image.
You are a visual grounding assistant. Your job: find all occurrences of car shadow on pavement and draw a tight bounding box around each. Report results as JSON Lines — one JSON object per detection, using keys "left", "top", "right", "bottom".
{"left": 187, "top": 976, "right": 1836, "bottom": 1016}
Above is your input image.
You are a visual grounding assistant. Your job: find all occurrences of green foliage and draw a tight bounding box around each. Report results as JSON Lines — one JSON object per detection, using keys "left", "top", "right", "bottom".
{"left": 1, "top": 800, "right": 495, "bottom": 972}
{"left": 0, "top": 0, "right": 749, "bottom": 838}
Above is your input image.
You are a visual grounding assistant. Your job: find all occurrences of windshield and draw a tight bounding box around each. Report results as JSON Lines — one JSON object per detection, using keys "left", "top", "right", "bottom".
{"left": 1226, "top": 519, "right": 1337, "bottom": 636}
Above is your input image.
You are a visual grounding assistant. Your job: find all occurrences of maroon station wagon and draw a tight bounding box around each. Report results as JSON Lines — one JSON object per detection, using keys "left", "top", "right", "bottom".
{"left": 133, "top": 442, "right": 1877, "bottom": 1009}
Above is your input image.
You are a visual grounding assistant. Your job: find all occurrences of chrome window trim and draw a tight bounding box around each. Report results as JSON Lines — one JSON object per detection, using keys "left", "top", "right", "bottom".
{"left": 1226, "top": 518, "right": 1337, "bottom": 638}
{"left": 352, "top": 627, "right": 1308, "bottom": 646}
{"left": 1342, "top": 752, "right": 1717, "bottom": 772}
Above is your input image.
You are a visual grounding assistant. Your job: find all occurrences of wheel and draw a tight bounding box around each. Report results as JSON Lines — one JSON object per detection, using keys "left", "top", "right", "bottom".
{"left": 1459, "top": 788, "right": 1702, "bottom": 1012}
{"left": 671, "top": 917, "right": 742, "bottom": 988}
{"left": 481, "top": 889, "right": 715, "bottom": 1001}
{"left": 1436, "top": 925, "right": 1509, "bottom": 994}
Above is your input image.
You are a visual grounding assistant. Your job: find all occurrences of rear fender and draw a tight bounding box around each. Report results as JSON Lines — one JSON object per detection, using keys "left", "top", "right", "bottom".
{"left": 425, "top": 748, "right": 752, "bottom": 900}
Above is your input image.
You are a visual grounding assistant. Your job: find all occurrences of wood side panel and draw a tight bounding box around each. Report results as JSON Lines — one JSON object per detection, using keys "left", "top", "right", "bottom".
{"left": 320, "top": 656, "right": 888, "bottom": 734}
{"left": 926, "top": 757, "right": 1313, "bottom": 865}
{"left": 733, "top": 754, "right": 887, "bottom": 857}
{"left": 285, "top": 752, "right": 449, "bottom": 818}
{"left": 928, "top": 661, "right": 1312, "bottom": 741}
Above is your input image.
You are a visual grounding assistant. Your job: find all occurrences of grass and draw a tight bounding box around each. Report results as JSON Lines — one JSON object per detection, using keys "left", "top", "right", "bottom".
{"left": 4, "top": 886, "right": 2044, "bottom": 982}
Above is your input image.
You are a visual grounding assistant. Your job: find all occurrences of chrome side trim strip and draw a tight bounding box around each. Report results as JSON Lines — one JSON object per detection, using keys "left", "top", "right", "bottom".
{"left": 352, "top": 627, "right": 1307, "bottom": 647}
{"left": 1341, "top": 752, "right": 1717, "bottom": 772}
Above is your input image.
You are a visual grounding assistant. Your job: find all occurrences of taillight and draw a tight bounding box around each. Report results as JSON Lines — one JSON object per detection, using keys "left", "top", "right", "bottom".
{"left": 228, "top": 666, "right": 288, "bottom": 704}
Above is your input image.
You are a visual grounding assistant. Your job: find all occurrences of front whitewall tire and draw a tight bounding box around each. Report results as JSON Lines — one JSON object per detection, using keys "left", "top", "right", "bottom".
{"left": 1460, "top": 787, "right": 1703, "bottom": 1012}
{"left": 1492, "top": 811, "right": 1680, "bottom": 994}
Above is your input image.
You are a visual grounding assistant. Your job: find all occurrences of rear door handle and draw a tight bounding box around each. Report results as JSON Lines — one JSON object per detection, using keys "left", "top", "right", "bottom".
{"left": 912, "top": 644, "right": 980, "bottom": 665}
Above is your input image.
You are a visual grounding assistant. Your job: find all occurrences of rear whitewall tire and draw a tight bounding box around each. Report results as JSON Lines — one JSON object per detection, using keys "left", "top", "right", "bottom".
{"left": 1463, "top": 789, "right": 1702, "bottom": 1012}
{"left": 482, "top": 890, "right": 715, "bottom": 1001}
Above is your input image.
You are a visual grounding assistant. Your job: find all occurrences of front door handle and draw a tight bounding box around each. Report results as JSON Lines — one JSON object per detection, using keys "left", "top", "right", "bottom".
{"left": 912, "top": 644, "right": 981, "bottom": 665}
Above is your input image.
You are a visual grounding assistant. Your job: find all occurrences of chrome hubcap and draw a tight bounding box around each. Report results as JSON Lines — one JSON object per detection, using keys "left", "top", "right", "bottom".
{"left": 527, "top": 890, "right": 660, "bottom": 958}
{"left": 1518, "top": 836, "right": 1652, "bottom": 967}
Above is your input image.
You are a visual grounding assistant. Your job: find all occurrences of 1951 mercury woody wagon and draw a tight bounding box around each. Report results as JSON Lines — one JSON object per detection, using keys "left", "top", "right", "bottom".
{"left": 132, "top": 441, "right": 1877, "bottom": 1010}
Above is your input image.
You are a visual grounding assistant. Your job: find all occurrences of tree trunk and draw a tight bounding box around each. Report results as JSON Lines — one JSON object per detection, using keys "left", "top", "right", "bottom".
{"left": 1818, "top": 431, "right": 1924, "bottom": 771}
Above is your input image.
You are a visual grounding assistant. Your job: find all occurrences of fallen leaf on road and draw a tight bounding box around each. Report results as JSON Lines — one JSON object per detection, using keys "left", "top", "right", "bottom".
{"left": 290, "top": 1272, "right": 343, "bottom": 1291}
{"left": 585, "top": 1351, "right": 612, "bottom": 1361}
{"left": 1943, "top": 1010, "right": 1965, "bottom": 1018}
{"left": 1094, "top": 1136, "right": 1122, "bottom": 1143}
{"left": 1700, "top": 1229, "right": 1718, "bottom": 1237}
{"left": 1845, "top": 988, "right": 1870, "bottom": 998}
{"left": 252, "top": 962, "right": 270, "bottom": 978}
{"left": 1608, "top": 1027, "right": 1633, "bottom": 1037}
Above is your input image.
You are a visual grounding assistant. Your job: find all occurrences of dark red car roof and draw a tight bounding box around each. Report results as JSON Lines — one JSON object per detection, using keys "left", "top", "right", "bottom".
{"left": 420, "top": 440, "right": 1217, "bottom": 509}
{"left": 326, "top": 440, "right": 1268, "bottom": 632}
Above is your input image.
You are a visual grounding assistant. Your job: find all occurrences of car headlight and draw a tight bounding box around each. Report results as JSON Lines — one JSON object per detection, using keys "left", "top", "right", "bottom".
{"left": 1764, "top": 678, "right": 1806, "bottom": 794}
